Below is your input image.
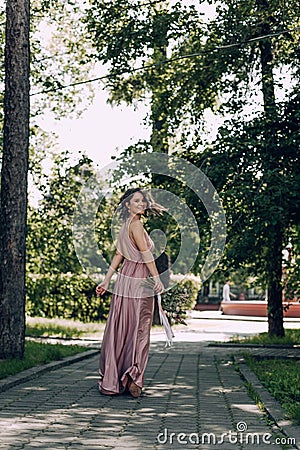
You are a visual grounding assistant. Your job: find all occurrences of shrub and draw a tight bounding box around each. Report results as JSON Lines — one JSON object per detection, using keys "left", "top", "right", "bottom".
{"left": 162, "top": 277, "right": 199, "bottom": 324}
{"left": 26, "top": 273, "right": 199, "bottom": 325}
{"left": 26, "top": 273, "right": 111, "bottom": 322}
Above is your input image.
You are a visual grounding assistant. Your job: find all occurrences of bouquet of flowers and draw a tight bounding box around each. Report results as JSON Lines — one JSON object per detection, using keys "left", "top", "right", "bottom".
{"left": 142, "top": 276, "right": 174, "bottom": 346}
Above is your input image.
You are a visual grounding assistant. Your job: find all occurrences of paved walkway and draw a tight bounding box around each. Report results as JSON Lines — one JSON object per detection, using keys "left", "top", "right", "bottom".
{"left": 0, "top": 338, "right": 299, "bottom": 450}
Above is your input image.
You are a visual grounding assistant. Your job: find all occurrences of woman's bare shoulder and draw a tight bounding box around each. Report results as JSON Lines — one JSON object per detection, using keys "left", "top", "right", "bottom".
{"left": 129, "top": 220, "right": 144, "bottom": 235}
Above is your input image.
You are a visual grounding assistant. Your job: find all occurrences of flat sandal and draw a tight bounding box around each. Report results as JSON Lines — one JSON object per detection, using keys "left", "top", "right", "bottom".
{"left": 128, "top": 381, "right": 142, "bottom": 398}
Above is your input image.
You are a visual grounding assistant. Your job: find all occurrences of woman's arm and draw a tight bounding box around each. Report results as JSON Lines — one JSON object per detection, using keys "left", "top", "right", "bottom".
{"left": 96, "top": 250, "right": 123, "bottom": 296}
{"left": 130, "top": 221, "right": 164, "bottom": 294}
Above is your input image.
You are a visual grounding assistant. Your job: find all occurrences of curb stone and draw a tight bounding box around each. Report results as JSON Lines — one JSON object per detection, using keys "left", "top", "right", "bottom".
{"left": 234, "top": 355, "right": 300, "bottom": 449}
{"left": 0, "top": 348, "right": 99, "bottom": 393}
{"left": 209, "top": 343, "right": 300, "bottom": 349}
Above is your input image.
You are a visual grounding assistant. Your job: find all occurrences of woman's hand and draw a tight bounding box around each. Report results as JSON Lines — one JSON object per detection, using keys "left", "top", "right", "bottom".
{"left": 96, "top": 281, "right": 109, "bottom": 297}
{"left": 153, "top": 276, "right": 164, "bottom": 294}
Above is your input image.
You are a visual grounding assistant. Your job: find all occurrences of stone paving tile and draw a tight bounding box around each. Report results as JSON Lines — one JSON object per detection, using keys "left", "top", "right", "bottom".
{"left": 0, "top": 343, "right": 299, "bottom": 450}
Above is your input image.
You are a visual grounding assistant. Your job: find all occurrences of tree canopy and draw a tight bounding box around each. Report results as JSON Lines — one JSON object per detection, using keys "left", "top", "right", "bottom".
{"left": 84, "top": 0, "right": 300, "bottom": 336}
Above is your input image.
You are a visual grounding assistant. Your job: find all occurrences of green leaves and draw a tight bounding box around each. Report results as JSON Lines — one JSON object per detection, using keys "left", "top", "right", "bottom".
{"left": 85, "top": 0, "right": 217, "bottom": 130}
{"left": 26, "top": 151, "right": 93, "bottom": 275}
{"left": 26, "top": 272, "right": 111, "bottom": 321}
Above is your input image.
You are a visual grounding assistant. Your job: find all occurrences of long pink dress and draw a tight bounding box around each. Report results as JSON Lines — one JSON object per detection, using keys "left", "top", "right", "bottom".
{"left": 98, "top": 220, "right": 154, "bottom": 395}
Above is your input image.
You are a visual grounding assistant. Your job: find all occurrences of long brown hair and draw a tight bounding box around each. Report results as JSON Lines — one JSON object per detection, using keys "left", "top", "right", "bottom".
{"left": 117, "top": 188, "right": 167, "bottom": 221}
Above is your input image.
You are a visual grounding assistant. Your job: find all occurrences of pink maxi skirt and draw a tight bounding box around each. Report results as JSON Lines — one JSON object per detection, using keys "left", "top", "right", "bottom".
{"left": 99, "top": 218, "right": 155, "bottom": 395}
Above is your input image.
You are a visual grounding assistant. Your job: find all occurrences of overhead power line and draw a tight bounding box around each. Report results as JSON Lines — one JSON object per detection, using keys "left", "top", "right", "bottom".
{"left": 31, "top": 26, "right": 300, "bottom": 96}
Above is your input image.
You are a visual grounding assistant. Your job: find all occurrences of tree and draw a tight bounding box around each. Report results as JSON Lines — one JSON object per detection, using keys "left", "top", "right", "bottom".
{"left": 191, "top": 0, "right": 300, "bottom": 336}
{"left": 85, "top": 0, "right": 219, "bottom": 148}
{"left": 1, "top": 0, "right": 96, "bottom": 165}
{"left": 0, "top": 0, "right": 96, "bottom": 358}
{"left": 84, "top": 0, "right": 221, "bottom": 265}
{"left": 29, "top": 0, "right": 95, "bottom": 118}
{"left": 0, "top": 6, "right": 5, "bottom": 144}
{"left": 85, "top": 0, "right": 300, "bottom": 337}
{"left": 0, "top": 0, "right": 30, "bottom": 358}
{"left": 26, "top": 152, "right": 115, "bottom": 322}
{"left": 27, "top": 152, "right": 93, "bottom": 275}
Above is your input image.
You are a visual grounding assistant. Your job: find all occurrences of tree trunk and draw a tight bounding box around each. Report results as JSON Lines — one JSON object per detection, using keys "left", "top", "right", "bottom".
{"left": 150, "top": 6, "right": 169, "bottom": 156}
{"left": 267, "top": 227, "right": 284, "bottom": 337}
{"left": 0, "top": 0, "right": 30, "bottom": 358}
{"left": 203, "top": 281, "right": 209, "bottom": 301}
{"left": 257, "top": 0, "right": 284, "bottom": 337}
{"left": 150, "top": 6, "right": 170, "bottom": 325}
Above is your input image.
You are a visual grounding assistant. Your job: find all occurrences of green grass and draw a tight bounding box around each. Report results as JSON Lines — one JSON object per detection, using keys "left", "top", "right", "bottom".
{"left": 26, "top": 316, "right": 104, "bottom": 339}
{"left": 0, "top": 340, "right": 88, "bottom": 380}
{"left": 244, "top": 354, "right": 300, "bottom": 425}
{"left": 0, "top": 316, "right": 101, "bottom": 380}
{"left": 230, "top": 328, "right": 300, "bottom": 345}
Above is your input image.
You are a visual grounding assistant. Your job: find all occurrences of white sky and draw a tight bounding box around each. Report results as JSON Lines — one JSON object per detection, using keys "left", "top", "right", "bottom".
{"left": 37, "top": 89, "right": 150, "bottom": 170}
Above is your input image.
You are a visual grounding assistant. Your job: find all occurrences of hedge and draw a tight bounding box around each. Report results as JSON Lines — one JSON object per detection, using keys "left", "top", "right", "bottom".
{"left": 26, "top": 273, "right": 200, "bottom": 323}
{"left": 26, "top": 273, "right": 111, "bottom": 322}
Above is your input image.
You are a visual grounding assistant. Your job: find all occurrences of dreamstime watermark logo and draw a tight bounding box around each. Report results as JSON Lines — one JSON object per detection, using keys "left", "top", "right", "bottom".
{"left": 156, "top": 422, "right": 296, "bottom": 446}
{"left": 72, "top": 152, "right": 226, "bottom": 293}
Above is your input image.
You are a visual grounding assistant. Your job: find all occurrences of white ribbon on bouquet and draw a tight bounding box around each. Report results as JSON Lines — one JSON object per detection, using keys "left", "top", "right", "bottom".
{"left": 157, "top": 293, "right": 174, "bottom": 346}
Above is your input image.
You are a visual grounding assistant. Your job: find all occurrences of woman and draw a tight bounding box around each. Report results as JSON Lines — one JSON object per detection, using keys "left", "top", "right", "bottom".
{"left": 96, "top": 188, "right": 165, "bottom": 398}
